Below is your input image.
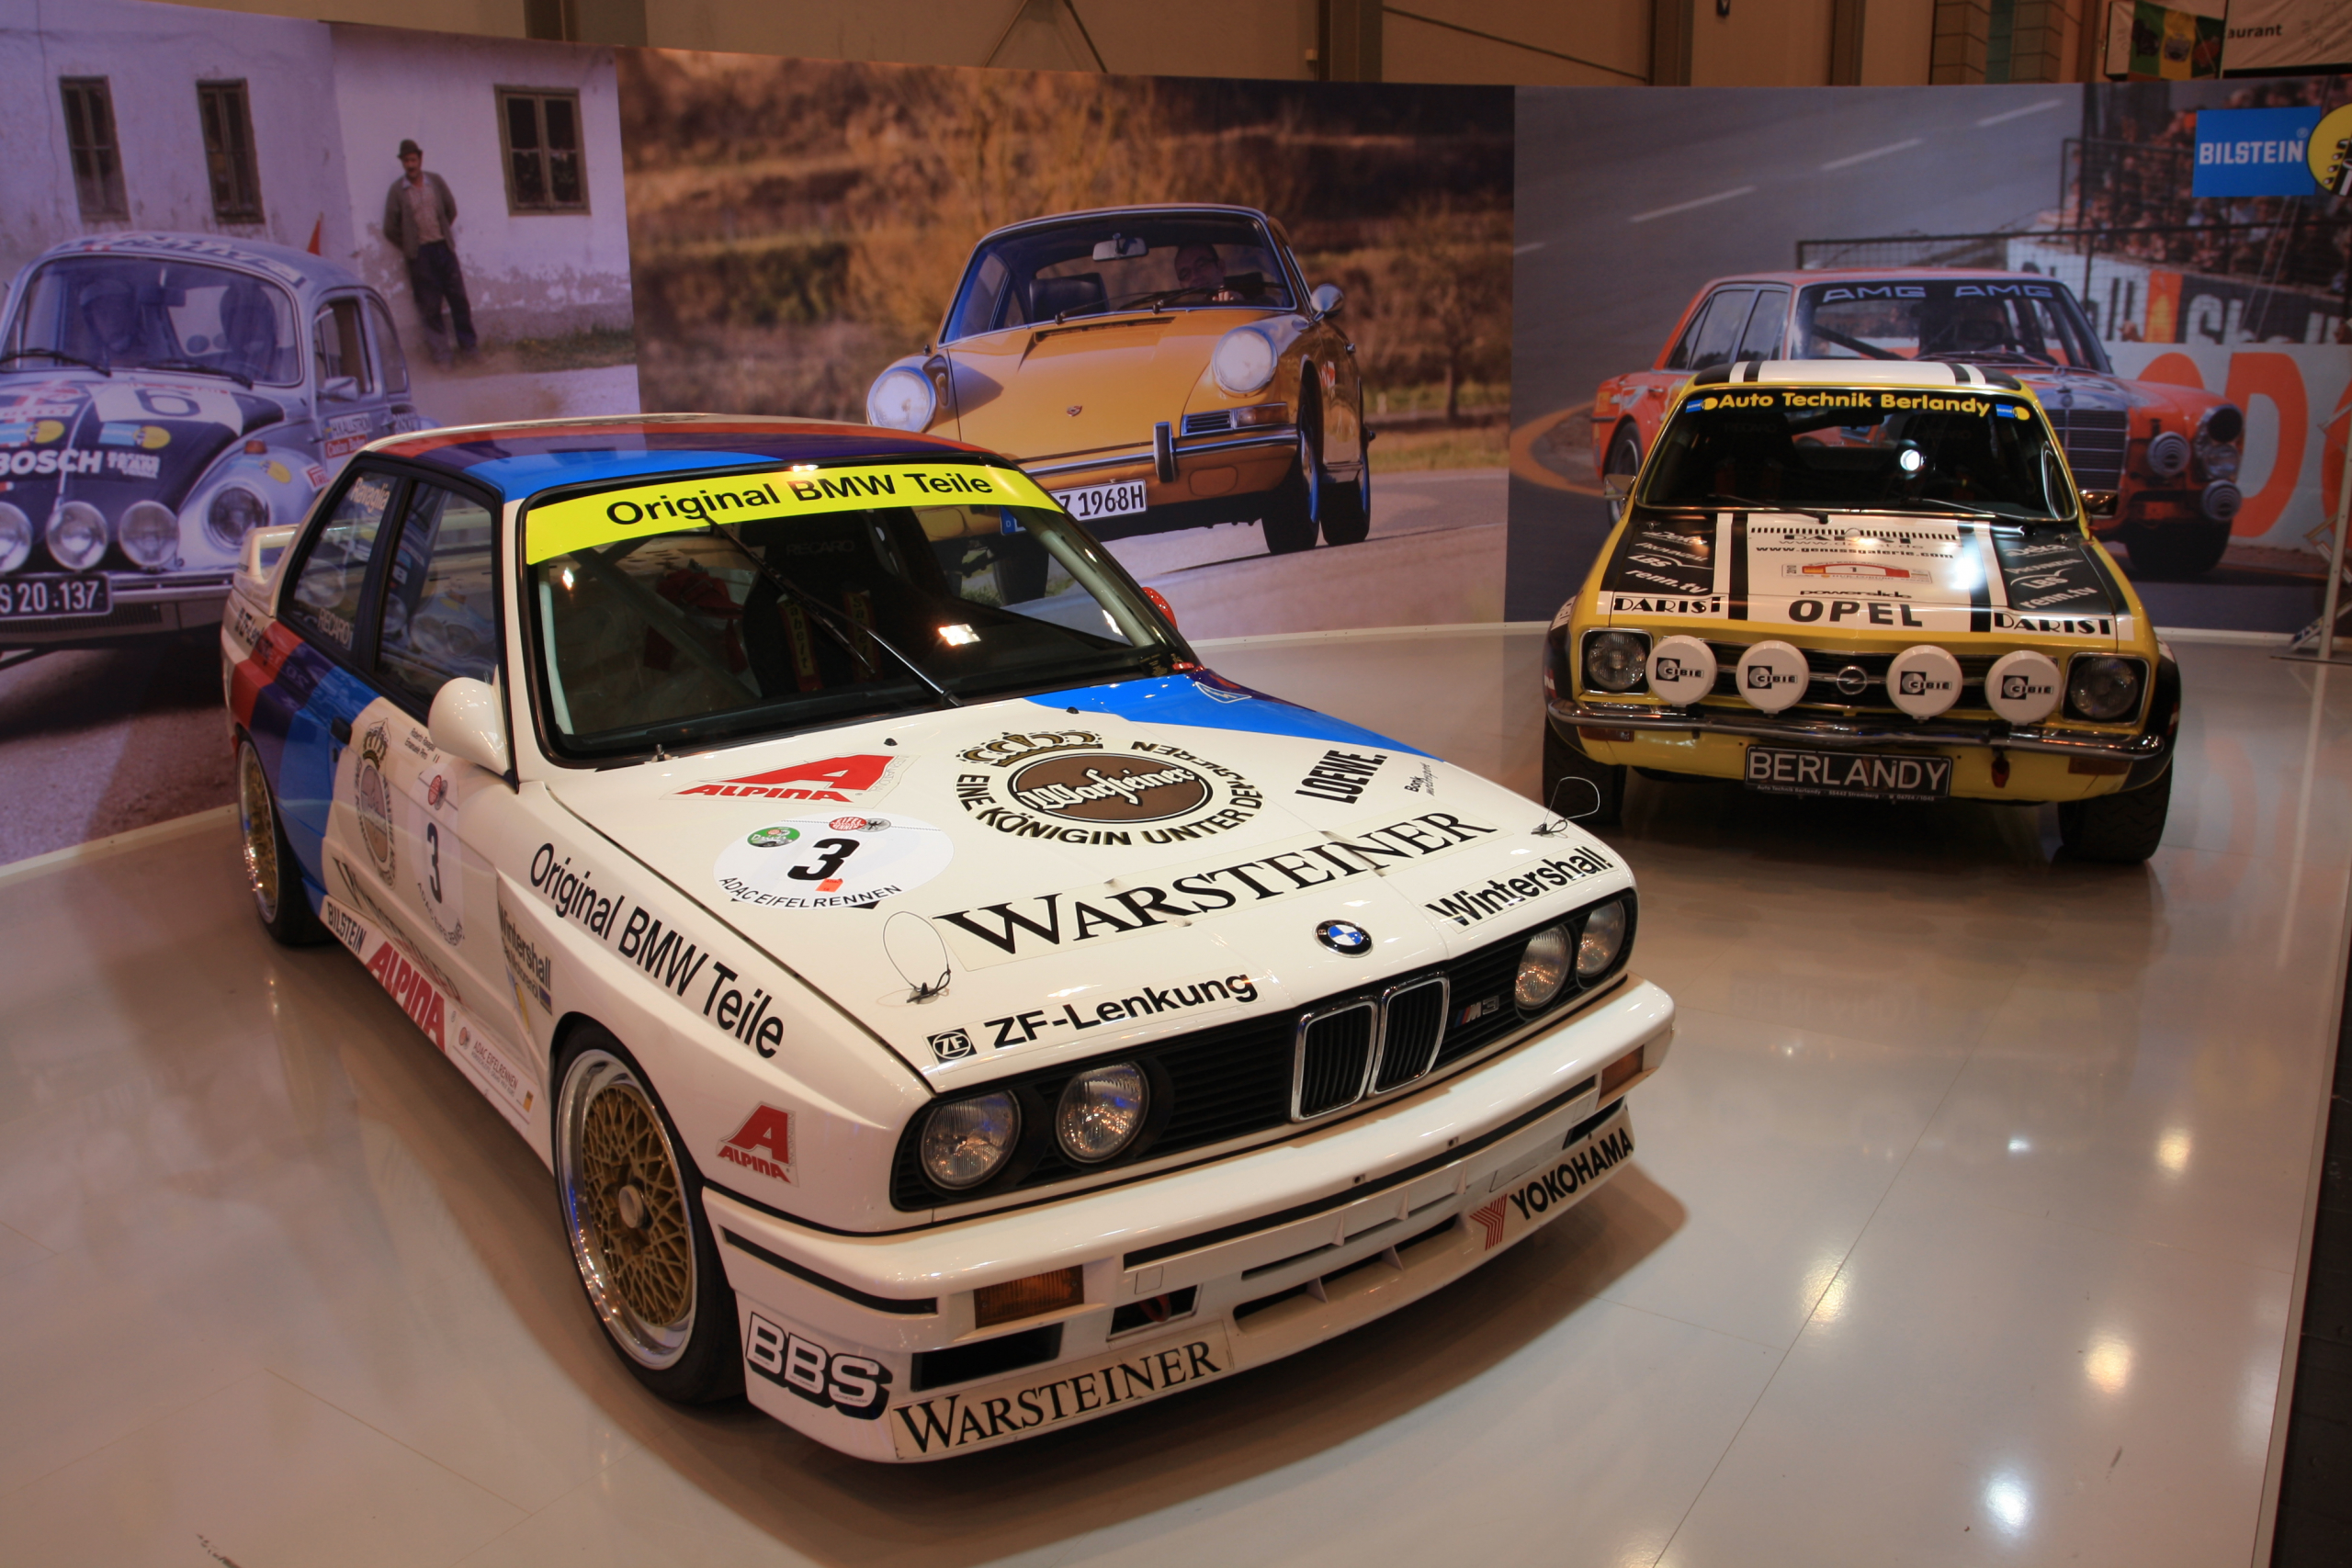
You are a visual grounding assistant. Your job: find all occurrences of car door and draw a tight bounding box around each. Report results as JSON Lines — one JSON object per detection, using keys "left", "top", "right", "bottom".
{"left": 314, "top": 292, "right": 394, "bottom": 465}
{"left": 264, "top": 465, "right": 404, "bottom": 907}
{"left": 360, "top": 473, "right": 516, "bottom": 1038}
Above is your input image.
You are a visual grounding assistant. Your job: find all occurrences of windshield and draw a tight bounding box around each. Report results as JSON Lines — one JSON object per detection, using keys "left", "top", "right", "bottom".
{"left": 1793, "top": 279, "right": 2109, "bottom": 372}
{"left": 944, "top": 214, "right": 1294, "bottom": 341}
{"left": 6, "top": 256, "right": 300, "bottom": 386}
{"left": 525, "top": 462, "right": 1183, "bottom": 759}
{"left": 1640, "top": 388, "right": 2076, "bottom": 522}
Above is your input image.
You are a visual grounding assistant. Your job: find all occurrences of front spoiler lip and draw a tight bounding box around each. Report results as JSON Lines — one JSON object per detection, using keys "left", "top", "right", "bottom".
{"left": 1548, "top": 694, "right": 2170, "bottom": 762}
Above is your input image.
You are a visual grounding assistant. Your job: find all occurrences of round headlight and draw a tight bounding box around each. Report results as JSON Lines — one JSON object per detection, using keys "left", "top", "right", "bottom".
{"left": 1210, "top": 326, "right": 1276, "bottom": 396}
{"left": 0, "top": 502, "right": 31, "bottom": 573}
{"left": 205, "top": 485, "right": 270, "bottom": 553}
{"left": 2067, "top": 656, "right": 2143, "bottom": 722}
{"left": 46, "top": 501, "right": 107, "bottom": 570}
{"left": 865, "top": 367, "right": 936, "bottom": 432}
{"left": 119, "top": 500, "right": 177, "bottom": 569}
{"left": 920, "top": 1091, "right": 1021, "bottom": 1190}
{"left": 1577, "top": 900, "right": 1628, "bottom": 980}
{"left": 1055, "top": 1063, "right": 1148, "bottom": 1165}
{"left": 1515, "top": 924, "right": 1573, "bottom": 1011}
{"left": 1583, "top": 629, "right": 1648, "bottom": 694}
{"left": 2199, "top": 403, "right": 2244, "bottom": 446}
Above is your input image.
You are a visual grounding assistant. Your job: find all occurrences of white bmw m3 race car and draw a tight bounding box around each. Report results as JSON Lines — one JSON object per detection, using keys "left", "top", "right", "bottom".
{"left": 222, "top": 414, "right": 1671, "bottom": 1461}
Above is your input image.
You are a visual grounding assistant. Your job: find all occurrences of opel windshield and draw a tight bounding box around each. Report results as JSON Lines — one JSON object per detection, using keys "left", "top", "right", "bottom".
{"left": 1638, "top": 388, "right": 2077, "bottom": 524}
{"left": 525, "top": 460, "right": 1185, "bottom": 759}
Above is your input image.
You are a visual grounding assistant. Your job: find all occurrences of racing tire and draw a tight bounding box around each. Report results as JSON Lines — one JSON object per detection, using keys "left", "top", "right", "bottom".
{"left": 1542, "top": 721, "right": 1625, "bottom": 829}
{"left": 237, "top": 739, "right": 329, "bottom": 946}
{"left": 1604, "top": 426, "right": 1644, "bottom": 524}
{"left": 2117, "top": 520, "right": 2231, "bottom": 581}
{"left": 555, "top": 1029, "right": 744, "bottom": 1404}
{"left": 1319, "top": 451, "right": 1372, "bottom": 546}
{"left": 2057, "top": 764, "right": 2171, "bottom": 865}
{"left": 1264, "top": 401, "right": 1325, "bottom": 556}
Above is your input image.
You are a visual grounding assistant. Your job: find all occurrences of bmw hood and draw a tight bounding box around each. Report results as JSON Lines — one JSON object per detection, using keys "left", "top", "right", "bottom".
{"left": 545, "top": 673, "right": 1630, "bottom": 1087}
{"left": 0, "top": 372, "right": 287, "bottom": 533}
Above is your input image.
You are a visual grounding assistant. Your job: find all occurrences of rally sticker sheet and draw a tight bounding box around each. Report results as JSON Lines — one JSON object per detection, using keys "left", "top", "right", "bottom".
{"left": 713, "top": 814, "right": 956, "bottom": 910}
{"left": 1602, "top": 513, "right": 2127, "bottom": 637}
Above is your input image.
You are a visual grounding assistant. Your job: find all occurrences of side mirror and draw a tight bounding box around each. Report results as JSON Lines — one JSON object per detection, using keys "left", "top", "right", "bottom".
{"left": 1602, "top": 472, "right": 1635, "bottom": 501}
{"left": 429, "top": 676, "right": 509, "bottom": 776}
{"left": 1310, "top": 283, "right": 1345, "bottom": 320}
{"left": 2081, "top": 490, "right": 2120, "bottom": 520}
{"left": 319, "top": 376, "right": 359, "bottom": 402}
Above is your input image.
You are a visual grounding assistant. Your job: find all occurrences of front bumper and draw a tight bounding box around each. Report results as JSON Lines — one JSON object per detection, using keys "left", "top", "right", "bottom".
{"left": 1547, "top": 694, "right": 2167, "bottom": 765}
{"left": 0, "top": 570, "right": 228, "bottom": 648}
{"left": 707, "top": 976, "right": 1674, "bottom": 1461}
{"left": 1024, "top": 427, "right": 1298, "bottom": 521}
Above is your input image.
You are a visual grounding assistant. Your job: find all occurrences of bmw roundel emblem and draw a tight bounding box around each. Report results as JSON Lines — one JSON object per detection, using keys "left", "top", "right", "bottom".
{"left": 1316, "top": 919, "right": 1372, "bottom": 954}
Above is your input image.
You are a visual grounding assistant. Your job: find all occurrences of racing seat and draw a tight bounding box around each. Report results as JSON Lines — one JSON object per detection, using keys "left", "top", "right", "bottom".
{"left": 1030, "top": 274, "right": 1106, "bottom": 320}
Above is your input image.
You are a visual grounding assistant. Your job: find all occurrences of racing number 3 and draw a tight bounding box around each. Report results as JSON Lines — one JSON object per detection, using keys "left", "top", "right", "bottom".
{"left": 785, "top": 838, "right": 859, "bottom": 885}
{"left": 425, "top": 821, "right": 443, "bottom": 904}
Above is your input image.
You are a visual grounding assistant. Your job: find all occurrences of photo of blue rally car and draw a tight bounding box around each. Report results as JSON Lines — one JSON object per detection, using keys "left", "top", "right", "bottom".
{"left": 0, "top": 231, "right": 431, "bottom": 649}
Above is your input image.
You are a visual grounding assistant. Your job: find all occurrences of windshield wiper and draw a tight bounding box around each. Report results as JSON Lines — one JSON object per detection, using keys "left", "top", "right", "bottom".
{"left": 141, "top": 357, "right": 252, "bottom": 389}
{"left": 707, "top": 523, "right": 960, "bottom": 708}
{"left": 0, "top": 348, "right": 108, "bottom": 376}
{"left": 1704, "top": 492, "right": 1833, "bottom": 525}
{"left": 1892, "top": 496, "right": 2053, "bottom": 526}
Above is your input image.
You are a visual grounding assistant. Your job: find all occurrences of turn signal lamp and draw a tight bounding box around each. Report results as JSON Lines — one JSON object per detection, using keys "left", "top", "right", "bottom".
{"left": 975, "top": 1266, "right": 1083, "bottom": 1328}
{"left": 1600, "top": 1046, "right": 1644, "bottom": 1099}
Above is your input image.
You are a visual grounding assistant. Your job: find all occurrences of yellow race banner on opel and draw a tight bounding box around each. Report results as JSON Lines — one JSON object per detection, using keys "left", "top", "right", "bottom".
{"left": 525, "top": 464, "right": 1057, "bottom": 562}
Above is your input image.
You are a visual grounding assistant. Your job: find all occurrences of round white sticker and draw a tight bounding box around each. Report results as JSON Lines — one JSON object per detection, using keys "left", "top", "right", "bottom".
{"left": 713, "top": 814, "right": 954, "bottom": 910}
{"left": 1885, "top": 643, "right": 1963, "bottom": 720}
{"left": 1647, "top": 635, "right": 1718, "bottom": 704}
{"left": 1736, "top": 640, "right": 1811, "bottom": 714}
{"left": 1984, "top": 649, "right": 2063, "bottom": 726}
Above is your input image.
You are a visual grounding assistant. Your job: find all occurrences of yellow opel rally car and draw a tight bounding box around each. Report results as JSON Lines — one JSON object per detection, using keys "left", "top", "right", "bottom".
{"left": 865, "top": 204, "right": 1368, "bottom": 556}
{"left": 1542, "top": 360, "right": 2181, "bottom": 863}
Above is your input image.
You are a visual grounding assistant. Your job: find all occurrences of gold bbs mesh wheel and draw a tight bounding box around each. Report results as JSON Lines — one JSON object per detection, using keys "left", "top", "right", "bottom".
{"left": 558, "top": 1049, "right": 697, "bottom": 1369}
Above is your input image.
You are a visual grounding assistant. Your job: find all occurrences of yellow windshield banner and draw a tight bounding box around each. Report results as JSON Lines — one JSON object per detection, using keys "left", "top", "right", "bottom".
{"left": 523, "top": 463, "right": 1058, "bottom": 564}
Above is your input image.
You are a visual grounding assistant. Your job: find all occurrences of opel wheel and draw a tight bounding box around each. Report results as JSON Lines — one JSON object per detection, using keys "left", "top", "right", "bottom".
{"left": 237, "top": 739, "right": 328, "bottom": 945}
{"left": 555, "top": 1032, "right": 741, "bottom": 1402}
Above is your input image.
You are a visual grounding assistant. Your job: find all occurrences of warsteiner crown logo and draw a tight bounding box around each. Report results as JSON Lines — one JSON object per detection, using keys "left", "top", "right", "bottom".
{"left": 958, "top": 729, "right": 1101, "bottom": 769}
{"left": 356, "top": 722, "right": 396, "bottom": 883}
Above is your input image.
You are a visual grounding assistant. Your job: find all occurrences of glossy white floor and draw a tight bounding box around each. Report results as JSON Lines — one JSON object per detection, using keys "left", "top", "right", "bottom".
{"left": 0, "top": 633, "right": 2343, "bottom": 1567}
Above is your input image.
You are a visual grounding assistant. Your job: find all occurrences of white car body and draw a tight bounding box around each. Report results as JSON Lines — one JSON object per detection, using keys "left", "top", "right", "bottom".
{"left": 224, "top": 415, "right": 1671, "bottom": 1461}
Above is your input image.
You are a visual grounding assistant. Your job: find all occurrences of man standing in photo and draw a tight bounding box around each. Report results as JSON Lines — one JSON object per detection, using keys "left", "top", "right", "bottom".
{"left": 383, "top": 139, "right": 478, "bottom": 360}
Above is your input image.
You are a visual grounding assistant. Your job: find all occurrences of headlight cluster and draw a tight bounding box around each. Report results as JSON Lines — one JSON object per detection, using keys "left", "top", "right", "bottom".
{"left": 2066, "top": 655, "right": 2144, "bottom": 722}
{"left": 917, "top": 1059, "right": 1155, "bottom": 1192}
{"left": 2195, "top": 404, "right": 2245, "bottom": 481}
{"left": 1583, "top": 629, "right": 1650, "bottom": 694}
{"left": 865, "top": 367, "right": 937, "bottom": 432}
{"left": 1211, "top": 327, "right": 1277, "bottom": 396}
{"left": 1512, "top": 897, "right": 1634, "bottom": 1016}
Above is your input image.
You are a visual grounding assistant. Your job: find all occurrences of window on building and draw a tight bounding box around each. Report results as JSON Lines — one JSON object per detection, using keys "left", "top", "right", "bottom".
{"left": 496, "top": 88, "right": 587, "bottom": 214}
{"left": 197, "top": 81, "right": 264, "bottom": 224}
{"left": 59, "top": 78, "right": 128, "bottom": 221}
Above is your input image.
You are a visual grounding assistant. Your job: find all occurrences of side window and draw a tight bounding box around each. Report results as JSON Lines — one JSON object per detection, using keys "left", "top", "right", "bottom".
{"left": 1683, "top": 288, "right": 1755, "bottom": 371}
{"left": 1737, "top": 288, "right": 1789, "bottom": 360}
{"left": 315, "top": 299, "right": 374, "bottom": 396}
{"left": 1664, "top": 292, "right": 1726, "bottom": 371}
{"left": 375, "top": 481, "right": 498, "bottom": 709}
{"left": 286, "top": 471, "right": 398, "bottom": 652}
{"left": 365, "top": 297, "right": 410, "bottom": 396}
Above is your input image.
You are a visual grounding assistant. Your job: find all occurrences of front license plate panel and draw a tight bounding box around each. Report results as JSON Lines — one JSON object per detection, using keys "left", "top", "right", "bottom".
{"left": 1745, "top": 745, "right": 1952, "bottom": 802}
{"left": 1049, "top": 479, "right": 1148, "bottom": 524}
{"left": 0, "top": 574, "right": 110, "bottom": 620}
{"left": 888, "top": 1322, "right": 1233, "bottom": 1459}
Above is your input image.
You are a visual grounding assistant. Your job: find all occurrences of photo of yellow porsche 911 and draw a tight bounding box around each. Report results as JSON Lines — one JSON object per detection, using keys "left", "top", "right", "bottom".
{"left": 865, "top": 204, "right": 1369, "bottom": 555}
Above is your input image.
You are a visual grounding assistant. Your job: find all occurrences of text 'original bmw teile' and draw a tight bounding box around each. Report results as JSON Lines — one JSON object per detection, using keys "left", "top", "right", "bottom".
{"left": 221, "top": 414, "right": 1671, "bottom": 1461}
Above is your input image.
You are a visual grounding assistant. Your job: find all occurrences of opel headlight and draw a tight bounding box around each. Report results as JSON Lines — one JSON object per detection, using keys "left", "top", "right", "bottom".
{"left": 865, "top": 367, "right": 936, "bottom": 432}
{"left": 1210, "top": 326, "right": 1277, "bottom": 396}
{"left": 0, "top": 502, "right": 30, "bottom": 573}
{"left": 205, "top": 485, "right": 270, "bottom": 553}
{"left": 1577, "top": 900, "right": 1628, "bottom": 980}
{"left": 1583, "top": 629, "right": 1649, "bottom": 694}
{"left": 119, "top": 500, "right": 178, "bottom": 569}
{"left": 46, "top": 501, "right": 107, "bottom": 570}
{"left": 1515, "top": 925, "right": 1573, "bottom": 1010}
{"left": 2066, "top": 655, "right": 2143, "bottom": 722}
{"left": 920, "top": 1091, "right": 1020, "bottom": 1190}
{"left": 1055, "top": 1063, "right": 1148, "bottom": 1164}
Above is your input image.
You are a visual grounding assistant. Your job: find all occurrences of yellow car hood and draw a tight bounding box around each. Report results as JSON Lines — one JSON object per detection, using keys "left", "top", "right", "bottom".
{"left": 947, "top": 311, "right": 1255, "bottom": 464}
